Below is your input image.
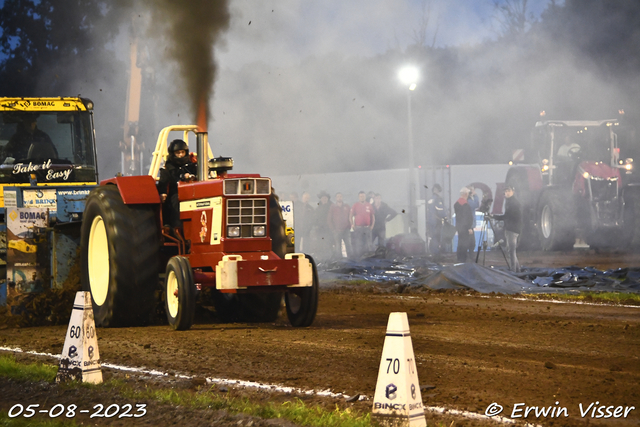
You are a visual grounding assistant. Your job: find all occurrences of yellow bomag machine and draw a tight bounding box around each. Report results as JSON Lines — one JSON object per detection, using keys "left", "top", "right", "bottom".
{"left": 0, "top": 97, "right": 98, "bottom": 307}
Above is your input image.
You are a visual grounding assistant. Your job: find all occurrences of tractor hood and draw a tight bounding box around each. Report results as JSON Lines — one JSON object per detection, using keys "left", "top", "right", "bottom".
{"left": 573, "top": 161, "right": 620, "bottom": 198}
{"left": 579, "top": 161, "right": 621, "bottom": 180}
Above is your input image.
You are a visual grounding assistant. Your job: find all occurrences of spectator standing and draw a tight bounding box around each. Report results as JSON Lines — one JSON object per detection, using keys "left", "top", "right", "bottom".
{"left": 490, "top": 186, "right": 522, "bottom": 272}
{"left": 328, "top": 192, "right": 352, "bottom": 258}
{"left": 426, "top": 184, "right": 447, "bottom": 254}
{"left": 371, "top": 193, "right": 397, "bottom": 248}
{"left": 467, "top": 185, "right": 480, "bottom": 215}
{"left": 297, "top": 192, "right": 314, "bottom": 252}
{"left": 313, "top": 191, "right": 333, "bottom": 259}
{"left": 350, "top": 191, "right": 375, "bottom": 258}
{"left": 366, "top": 191, "right": 375, "bottom": 205}
{"left": 454, "top": 187, "right": 474, "bottom": 262}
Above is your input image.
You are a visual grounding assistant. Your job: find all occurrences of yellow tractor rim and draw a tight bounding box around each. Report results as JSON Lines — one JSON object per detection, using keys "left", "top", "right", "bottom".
{"left": 166, "top": 270, "right": 179, "bottom": 318}
{"left": 88, "top": 215, "right": 109, "bottom": 306}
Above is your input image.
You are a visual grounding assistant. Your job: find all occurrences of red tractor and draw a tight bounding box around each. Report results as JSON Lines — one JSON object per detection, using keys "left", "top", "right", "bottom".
{"left": 505, "top": 116, "right": 639, "bottom": 251}
{"left": 80, "top": 125, "right": 318, "bottom": 330}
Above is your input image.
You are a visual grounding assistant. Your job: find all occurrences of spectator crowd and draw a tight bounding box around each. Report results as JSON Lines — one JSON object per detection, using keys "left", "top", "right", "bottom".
{"left": 287, "top": 190, "right": 397, "bottom": 261}
{"left": 285, "top": 182, "right": 519, "bottom": 271}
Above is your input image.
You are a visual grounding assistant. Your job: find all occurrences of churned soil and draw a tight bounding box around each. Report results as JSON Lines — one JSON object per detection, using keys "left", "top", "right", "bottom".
{"left": 1, "top": 250, "right": 639, "bottom": 426}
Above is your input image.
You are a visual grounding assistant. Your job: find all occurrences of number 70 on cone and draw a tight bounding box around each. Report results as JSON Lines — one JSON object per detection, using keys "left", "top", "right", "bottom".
{"left": 372, "top": 312, "right": 426, "bottom": 427}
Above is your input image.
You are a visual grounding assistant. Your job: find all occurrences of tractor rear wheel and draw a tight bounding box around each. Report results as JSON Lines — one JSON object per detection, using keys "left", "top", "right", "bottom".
{"left": 269, "top": 192, "right": 288, "bottom": 259}
{"left": 164, "top": 256, "right": 196, "bottom": 330}
{"left": 537, "top": 191, "right": 575, "bottom": 251}
{"left": 81, "top": 185, "right": 160, "bottom": 327}
{"left": 285, "top": 254, "right": 318, "bottom": 327}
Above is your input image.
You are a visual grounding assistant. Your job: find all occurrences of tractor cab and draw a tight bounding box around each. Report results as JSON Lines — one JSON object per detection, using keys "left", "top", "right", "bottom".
{"left": 0, "top": 100, "right": 97, "bottom": 186}
{"left": 532, "top": 119, "right": 624, "bottom": 186}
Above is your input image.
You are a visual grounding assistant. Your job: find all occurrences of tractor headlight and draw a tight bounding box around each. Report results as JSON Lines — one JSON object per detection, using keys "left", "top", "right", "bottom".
{"left": 625, "top": 163, "right": 633, "bottom": 171}
{"left": 253, "top": 225, "right": 266, "bottom": 237}
{"left": 227, "top": 226, "right": 240, "bottom": 237}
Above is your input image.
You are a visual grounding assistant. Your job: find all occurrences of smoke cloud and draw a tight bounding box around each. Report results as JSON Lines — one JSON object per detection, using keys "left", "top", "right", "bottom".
{"left": 145, "top": 0, "right": 230, "bottom": 128}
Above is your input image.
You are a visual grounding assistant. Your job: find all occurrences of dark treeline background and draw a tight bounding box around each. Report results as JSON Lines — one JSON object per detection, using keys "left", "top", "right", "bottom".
{"left": 1, "top": 0, "right": 639, "bottom": 178}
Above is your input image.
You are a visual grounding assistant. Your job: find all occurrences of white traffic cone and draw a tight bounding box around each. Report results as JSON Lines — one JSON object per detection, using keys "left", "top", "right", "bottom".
{"left": 56, "top": 291, "right": 102, "bottom": 384}
{"left": 372, "top": 312, "right": 426, "bottom": 427}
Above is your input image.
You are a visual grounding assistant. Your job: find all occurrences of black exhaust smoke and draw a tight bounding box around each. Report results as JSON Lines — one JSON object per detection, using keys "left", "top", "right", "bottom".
{"left": 146, "top": 0, "right": 230, "bottom": 128}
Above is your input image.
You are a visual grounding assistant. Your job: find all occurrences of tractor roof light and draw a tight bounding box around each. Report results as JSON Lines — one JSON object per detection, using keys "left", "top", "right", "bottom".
{"left": 583, "top": 171, "right": 590, "bottom": 179}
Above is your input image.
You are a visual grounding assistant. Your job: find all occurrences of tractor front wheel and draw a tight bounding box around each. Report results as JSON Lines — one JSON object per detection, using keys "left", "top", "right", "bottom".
{"left": 538, "top": 191, "right": 575, "bottom": 251}
{"left": 164, "top": 256, "right": 196, "bottom": 331}
{"left": 81, "top": 185, "right": 160, "bottom": 327}
{"left": 285, "top": 254, "right": 318, "bottom": 327}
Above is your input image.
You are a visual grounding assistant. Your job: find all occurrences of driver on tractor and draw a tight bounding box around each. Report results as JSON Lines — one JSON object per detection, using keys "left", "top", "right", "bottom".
{"left": 556, "top": 135, "right": 582, "bottom": 183}
{"left": 3, "top": 114, "right": 57, "bottom": 162}
{"left": 557, "top": 135, "right": 581, "bottom": 159}
{"left": 157, "top": 139, "right": 197, "bottom": 232}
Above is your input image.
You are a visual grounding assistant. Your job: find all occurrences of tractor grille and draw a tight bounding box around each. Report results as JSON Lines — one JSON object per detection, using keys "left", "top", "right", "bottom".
{"left": 589, "top": 178, "right": 619, "bottom": 226}
{"left": 589, "top": 178, "right": 617, "bottom": 202}
{"left": 226, "top": 198, "right": 267, "bottom": 238}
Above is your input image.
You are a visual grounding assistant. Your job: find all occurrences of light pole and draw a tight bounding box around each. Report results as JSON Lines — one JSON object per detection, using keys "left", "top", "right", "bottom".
{"left": 398, "top": 66, "right": 418, "bottom": 233}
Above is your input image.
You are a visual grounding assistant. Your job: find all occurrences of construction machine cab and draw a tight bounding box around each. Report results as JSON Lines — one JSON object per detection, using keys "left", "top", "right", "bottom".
{"left": 0, "top": 100, "right": 97, "bottom": 185}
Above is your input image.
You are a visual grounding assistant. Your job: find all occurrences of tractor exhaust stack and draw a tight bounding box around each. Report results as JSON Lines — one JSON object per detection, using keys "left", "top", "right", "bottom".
{"left": 196, "top": 131, "right": 208, "bottom": 181}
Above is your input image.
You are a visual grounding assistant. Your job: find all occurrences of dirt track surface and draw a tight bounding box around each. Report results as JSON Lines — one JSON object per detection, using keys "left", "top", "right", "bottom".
{"left": 1, "top": 250, "right": 640, "bottom": 426}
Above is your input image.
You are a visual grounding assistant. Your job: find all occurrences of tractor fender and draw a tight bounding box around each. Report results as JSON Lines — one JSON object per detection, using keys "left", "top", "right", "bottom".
{"left": 100, "top": 175, "right": 161, "bottom": 204}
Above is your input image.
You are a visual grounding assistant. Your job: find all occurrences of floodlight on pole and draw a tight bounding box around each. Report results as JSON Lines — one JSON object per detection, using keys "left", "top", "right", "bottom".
{"left": 398, "top": 66, "right": 419, "bottom": 234}
{"left": 398, "top": 66, "right": 419, "bottom": 89}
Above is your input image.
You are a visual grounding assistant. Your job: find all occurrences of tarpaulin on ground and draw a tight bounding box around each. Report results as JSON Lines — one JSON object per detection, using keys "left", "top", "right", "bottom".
{"left": 516, "top": 267, "right": 640, "bottom": 294}
{"left": 319, "top": 257, "right": 640, "bottom": 294}
{"left": 416, "top": 263, "right": 532, "bottom": 294}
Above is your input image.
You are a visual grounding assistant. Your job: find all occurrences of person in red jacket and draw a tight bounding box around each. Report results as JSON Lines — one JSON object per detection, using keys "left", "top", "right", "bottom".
{"left": 350, "top": 191, "right": 375, "bottom": 259}
{"left": 328, "top": 192, "right": 352, "bottom": 258}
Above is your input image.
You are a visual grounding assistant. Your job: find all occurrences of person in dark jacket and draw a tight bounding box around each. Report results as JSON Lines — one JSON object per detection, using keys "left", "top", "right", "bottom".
{"left": 454, "top": 187, "right": 474, "bottom": 262}
{"left": 372, "top": 193, "right": 397, "bottom": 248}
{"left": 328, "top": 192, "right": 352, "bottom": 258}
{"left": 426, "top": 184, "right": 447, "bottom": 254}
{"left": 313, "top": 190, "right": 333, "bottom": 259}
{"left": 297, "top": 192, "right": 315, "bottom": 252}
{"left": 157, "top": 139, "right": 197, "bottom": 229}
{"left": 490, "top": 186, "right": 522, "bottom": 272}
